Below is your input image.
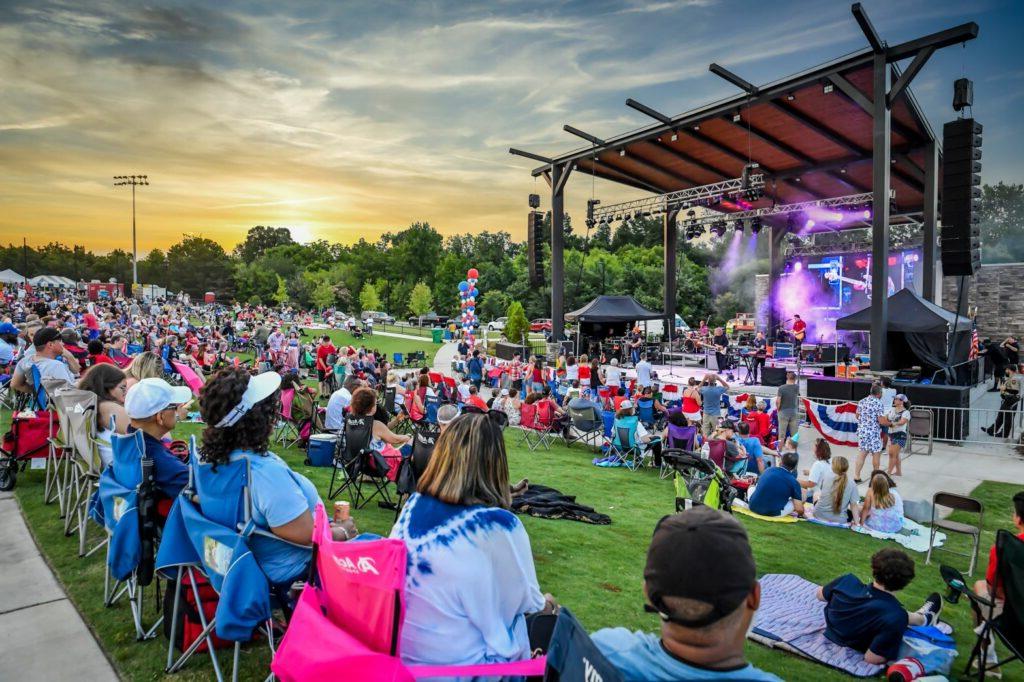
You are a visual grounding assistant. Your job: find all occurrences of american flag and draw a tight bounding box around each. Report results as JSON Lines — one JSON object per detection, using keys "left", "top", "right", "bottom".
{"left": 969, "top": 318, "right": 980, "bottom": 360}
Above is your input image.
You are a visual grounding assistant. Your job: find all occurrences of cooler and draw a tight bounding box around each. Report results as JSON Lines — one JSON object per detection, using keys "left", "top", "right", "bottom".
{"left": 306, "top": 433, "right": 338, "bottom": 467}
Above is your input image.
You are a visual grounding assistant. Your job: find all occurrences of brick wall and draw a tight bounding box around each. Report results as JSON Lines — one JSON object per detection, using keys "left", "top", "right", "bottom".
{"left": 942, "top": 263, "right": 1024, "bottom": 340}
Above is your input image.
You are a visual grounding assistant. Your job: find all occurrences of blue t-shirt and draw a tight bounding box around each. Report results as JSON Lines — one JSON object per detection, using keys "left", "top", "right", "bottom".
{"left": 592, "top": 628, "right": 781, "bottom": 682}
{"left": 129, "top": 427, "right": 188, "bottom": 500}
{"left": 467, "top": 357, "right": 484, "bottom": 380}
{"left": 748, "top": 466, "right": 801, "bottom": 516}
{"left": 237, "top": 451, "right": 320, "bottom": 585}
{"left": 0, "top": 339, "right": 13, "bottom": 365}
{"left": 822, "top": 573, "right": 908, "bottom": 662}
{"left": 738, "top": 435, "right": 763, "bottom": 471}
{"left": 700, "top": 386, "right": 727, "bottom": 416}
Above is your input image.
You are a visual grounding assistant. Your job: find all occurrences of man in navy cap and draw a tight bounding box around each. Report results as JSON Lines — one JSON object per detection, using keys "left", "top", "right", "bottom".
{"left": 591, "top": 506, "right": 780, "bottom": 681}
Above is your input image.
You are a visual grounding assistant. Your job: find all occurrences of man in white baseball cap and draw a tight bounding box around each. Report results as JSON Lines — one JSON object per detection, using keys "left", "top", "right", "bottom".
{"left": 124, "top": 378, "right": 194, "bottom": 500}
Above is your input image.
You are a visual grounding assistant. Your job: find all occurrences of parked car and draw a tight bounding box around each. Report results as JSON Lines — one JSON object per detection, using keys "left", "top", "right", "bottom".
{"left": 361, "top": 310, "right": 395, "bottom": 324}
{"left": 530, "top": 318, "right": 552, "bottom": 332}
{"left": 486, "top": 317, "right": 507, "bottom": 332}
{"left": 407, "top": 312, "right": 448, "bottom": 327}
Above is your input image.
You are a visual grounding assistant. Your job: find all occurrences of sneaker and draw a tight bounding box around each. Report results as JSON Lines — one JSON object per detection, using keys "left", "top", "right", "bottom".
{"left": 916, "top": 592, "right": 942, "bottom": 626}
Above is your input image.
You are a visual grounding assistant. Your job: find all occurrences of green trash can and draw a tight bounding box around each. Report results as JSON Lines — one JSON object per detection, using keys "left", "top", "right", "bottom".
{"left": 431, "top": 328, "right": 443, "bottom": 344}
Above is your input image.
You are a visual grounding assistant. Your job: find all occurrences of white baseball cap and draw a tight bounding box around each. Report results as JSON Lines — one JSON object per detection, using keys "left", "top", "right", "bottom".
{"left": 215, "top": 371, "right": 282, "bottom": 428}
{"left": 124, "top": 378, "right": 193, "bottom": 420}
{"left": 500, "top": 388, "right": 510, "bottom": 396}
{"left": 620, "top": 399, "right": 633, "bottom": 409}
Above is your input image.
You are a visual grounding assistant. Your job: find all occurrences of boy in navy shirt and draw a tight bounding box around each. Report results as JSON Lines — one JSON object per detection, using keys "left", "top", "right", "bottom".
{"left": 748, "top": 452, "right": 804, "bottom": 517}
{"left": 818, "top": 548, "right": 941, "bottom": 664}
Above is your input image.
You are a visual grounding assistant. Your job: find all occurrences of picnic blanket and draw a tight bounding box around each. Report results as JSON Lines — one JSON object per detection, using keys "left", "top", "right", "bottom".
{"left": 736, "top": 503, "right": 946, "bottom": 552}
{"left": 853, "top": 517, "right": 945, "bottom": 553}
{"left": 733, "top": 501, "right": 799, "bottom": 523}
{"left": 749, "top": 573, "right": 884, "bottom": 677}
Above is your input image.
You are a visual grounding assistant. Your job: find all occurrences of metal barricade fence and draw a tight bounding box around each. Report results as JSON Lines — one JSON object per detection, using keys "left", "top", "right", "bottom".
{"left": 797, "top": 395, "right": 1023, "bottom": 446}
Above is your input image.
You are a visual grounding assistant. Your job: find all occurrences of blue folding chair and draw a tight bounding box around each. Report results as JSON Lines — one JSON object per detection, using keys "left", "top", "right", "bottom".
{"left": 636, "top": 398, "right": 658, "bottom": 428}
{"left": 156, "top": 439, "right": 305, "bottom": 681}
{"left": 608, "top": 415, "right": 659, "bottom": 471}
{"left": 543, "top": 606, "right": 623, "bottom": 682}
{"left": 424, "top": 395, "right": 441, "bottom": 424}
{"left": 96, "top": 428, "right": 163, "bottom": 640}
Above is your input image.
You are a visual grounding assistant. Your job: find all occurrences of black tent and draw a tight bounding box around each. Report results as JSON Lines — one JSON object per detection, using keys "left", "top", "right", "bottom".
{"left": 565, "top": 296, "right": 663, "bottom": 323}
{"left": 836, "top": 289, "right": 972, "bottom": 381}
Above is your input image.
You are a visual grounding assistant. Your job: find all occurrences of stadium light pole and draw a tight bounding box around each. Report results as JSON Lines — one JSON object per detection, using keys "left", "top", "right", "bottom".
{"left": 113, "top": 174, "right": 149, "bottom": 292}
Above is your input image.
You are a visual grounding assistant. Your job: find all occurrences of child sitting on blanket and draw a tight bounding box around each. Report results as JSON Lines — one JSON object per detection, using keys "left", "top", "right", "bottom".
{"left": 861, "top": 472, "right": 905, "bottom": 534}
{"left": 817, "top": 548, "right": 942, "bottom": 665}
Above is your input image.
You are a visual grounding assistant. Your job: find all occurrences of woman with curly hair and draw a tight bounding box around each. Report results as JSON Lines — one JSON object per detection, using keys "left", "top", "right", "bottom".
{"left": 198, "top": 367, "right": 355, "bottom": 585}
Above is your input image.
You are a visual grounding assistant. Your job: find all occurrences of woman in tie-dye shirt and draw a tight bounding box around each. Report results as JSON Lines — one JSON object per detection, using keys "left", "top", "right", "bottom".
{"left": 391, "top": 413, "right": 553, "bottom": 668}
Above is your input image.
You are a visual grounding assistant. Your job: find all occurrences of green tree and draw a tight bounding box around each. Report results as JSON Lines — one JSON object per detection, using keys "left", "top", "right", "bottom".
{"left": 408, "top": 281, "right": 433, "bottom": 317}
{"left": 233, "top": 225, "right": 294, "bottom": 262}
{"left": 978, "top": 181, "right": 1024, "bottom": 263}
{"left": 310, "top": 279, "right": 336, "bottom": 309}
{"left": 359, "top": 282, "right": 382, "bottom": 312}
{"left": 139, "top": 248, "right": 167, "bottom": 284}
{"left": 166, "top": 235, "right": 233, "bottom": 298}
{"left": 504, "top": 301, "right": 530, "bottom": 346}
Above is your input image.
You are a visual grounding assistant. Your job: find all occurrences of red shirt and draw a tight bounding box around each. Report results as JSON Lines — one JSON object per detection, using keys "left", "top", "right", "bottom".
{"left": 315, "top": 343, "right": 337, "bottom": 370}
{"left": 83, "top": 312, "right": 99, "bottom": 330}
{"left": 793, "top": 319, "right": 807, "bottom": 333}
{"left": 467, "top": 395, "right": 489, "bottom": 412}
{"left": 90, "top": 353, "right": 115, "bottom": 366}
{"left": 986, "top": 531, "right": 1024, "bottom": 594}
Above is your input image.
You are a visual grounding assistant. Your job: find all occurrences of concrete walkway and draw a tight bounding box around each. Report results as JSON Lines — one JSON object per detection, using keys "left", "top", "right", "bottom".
{"left": 0, "top": 491, "right": 118, "bottom": 681}
{"left": 432, "top": 341, "right": 459, "bottom": 373}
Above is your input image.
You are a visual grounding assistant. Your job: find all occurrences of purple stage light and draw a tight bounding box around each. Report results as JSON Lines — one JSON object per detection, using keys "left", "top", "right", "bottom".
{"left": 862, "top": 209, "right": 872, "bottom": 220}
{"left": 804, "top": 219, "right": 815, "bottom": 230}
{"left": 794, "top": 261, "right": 803, "bottom": 272}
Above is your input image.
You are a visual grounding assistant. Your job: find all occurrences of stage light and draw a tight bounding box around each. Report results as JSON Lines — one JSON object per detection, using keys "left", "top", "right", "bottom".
{"left": 786, "top": 215, "right": 797, "bottom": 232}
{"left": 634, "top": 210, "right": 643, "bottom": 220}
{"left": 750, "top": 217, "right": 762, "bottom": 234}
{"left": 619, "top": 149, "right": 626, "bottom": 156}
{"left": 733, "top": 220, "right": 744, "bottom": 233}
{"left": 831, "top": 212, "right": 842, "bottom": 222}
{"left": 686, "top": 209, "right": 696, "bottom": 219}
{"left": 786, "top": 92, "right": 796, "bottom": 101}
{"left": 684, "top": 226, "right": 695, "bottom": 240}
{"left": 696, "top": 224, "right": 707, "bottom": 236}
{"left": 823, "top": 83, "right": 834, "bottom": 94}
{"left": 732, "top": 112, "right": 742, "bottom": 122}
{"left": 804, "top": 219, "right": 815, "bottom": 230}
{"left": 670, "top": 133, "right": 678, "bottom": 142}
{"left": 711, "top": 220, "right": 727, "bottom": 238}
{"left": 586, "top": 218, "right": 596, "bottom": 228}
{"left": 794, "top": 261, "right": 803, "bottom": 272}
{"left": 862, "top": 209, "right": 872, "bottom": 220}
{"left": 693, "top": 125, "right": 700, "bottom": 131}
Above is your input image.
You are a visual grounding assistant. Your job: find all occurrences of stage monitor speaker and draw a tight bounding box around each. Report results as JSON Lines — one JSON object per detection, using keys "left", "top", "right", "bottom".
{"left": 761, "top": 366, "right": 788, "bottom": 387}
{"left": 849, "top": 379, "right": 874, "bottom": 402}
{"left": 901, "top": 383, "right": 970, "bottom": 441}
{"left": 941, "top": 118, "right": 982, "bottom": 276}
{"left": 822, "top": 365, "right": 836, "bottom": 378}
{"left": 806, "top": 377, "right": 852, "bottom": 401}
{"left": 819, "top": 345, "right": 850, "bottom": 363}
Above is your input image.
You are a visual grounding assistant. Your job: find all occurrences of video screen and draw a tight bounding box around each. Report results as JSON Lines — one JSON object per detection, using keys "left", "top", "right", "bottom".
{"left": 775, "top": 248, "right": 922, "bottom": 344}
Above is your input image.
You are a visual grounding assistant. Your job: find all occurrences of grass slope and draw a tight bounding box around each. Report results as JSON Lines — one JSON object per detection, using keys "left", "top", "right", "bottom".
{"left": 13, "top": 425, "right": 1024, "bottom": 681}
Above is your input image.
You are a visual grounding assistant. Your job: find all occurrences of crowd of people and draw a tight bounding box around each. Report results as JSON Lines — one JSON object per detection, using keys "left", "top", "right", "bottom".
{"left": 2, "top": 285, "right": 1022, "bottom": 680}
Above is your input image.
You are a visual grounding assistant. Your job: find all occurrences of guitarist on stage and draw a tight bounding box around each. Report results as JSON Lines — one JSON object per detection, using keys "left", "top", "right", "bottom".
{"left": 712, "top": 326, "right": 731, "bottom": 372}
{"left": 791, "top": 314, "right": 807, "bottom": 352}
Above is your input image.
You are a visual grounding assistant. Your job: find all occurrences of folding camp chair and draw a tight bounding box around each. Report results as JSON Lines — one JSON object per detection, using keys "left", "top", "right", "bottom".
{"left": 543, "top": 606, "right": 624, "bottom": 682}
{"left": 156, "top": 444, "right": 301, "bottom": 681}
{"left": 394, "top": 425, "right": 438, "bottom": 518}
{"left": 274, "top": 388, "right": 301, "bottom": 448}
{"left": 51, "top": 388, "right": 107, "bottom": 556}
{"left": 636, "top": 397, "right": 662, "bottom": 429}
{"left": 565, "top": 405, "right": 603, "bottom": 451}
{"left": 392, "top": 352, "right": 405, "bottom": 368}
{"left": 271, "top": 504, "right": 546, "bottom": 681}
{"left": 940, "top": 530, "right": 1024, "bottom": 680}
{"left": 96, "top": 429, "right": 164, "bottom": 641}
{"left": 170, "top": 360, "right": 204, "bottom": 397}
{"left": 518, "top": 401, "right": 557, "bottom": 451}
{"left": 607, "top": 416, "right": 650, "bottom": 471}
{"left": 662, "top": 422, "right": 698, "bottom": 478}
{"left": 908, "top": 407, "right": 934, "bottom": 456}
{"left": 659, "top": 383, "right": 680, "bottom": 410}
{"left": 327, "top": 414, "right": 395, "bottom": 508}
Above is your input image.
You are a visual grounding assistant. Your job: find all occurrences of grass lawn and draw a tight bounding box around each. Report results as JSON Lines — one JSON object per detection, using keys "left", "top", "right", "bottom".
{"left": 12, "top": 422, "right": 1024, "bottom": 681}
{"left": 297, "top": 326, "right": 440, "bottom": 366}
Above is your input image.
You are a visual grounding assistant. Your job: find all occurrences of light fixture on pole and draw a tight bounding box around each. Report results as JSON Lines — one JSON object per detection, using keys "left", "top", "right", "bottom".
{"left": 113, "top": 174, "right": 149, "bottom": 292}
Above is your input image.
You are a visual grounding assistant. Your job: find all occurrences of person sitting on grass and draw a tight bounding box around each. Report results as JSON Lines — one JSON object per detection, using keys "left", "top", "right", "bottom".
{"left": 817, "top": 548, "right": 942, "bottom": 665}
{"left": 591, "top": 506, "right": 780, "bottom": 681}
{"left": 861, "top": 471, "right": 904, "bottom": 534}
{"left": 747, "top": 451, "right": 805, "bottom": 517}
{"left": 391, "top": 413, "right": 555, "bottom": 668}
{"left": 798, "top": 437, "right": 832, "bottom": 500}
{"left": 809, "top": 455, "right": 861, "bottom": 525}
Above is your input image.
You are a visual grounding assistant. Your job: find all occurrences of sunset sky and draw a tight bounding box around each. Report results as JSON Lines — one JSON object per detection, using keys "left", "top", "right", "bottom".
{"left": 1, "top": 0, "right": 1021, "bottom": 254}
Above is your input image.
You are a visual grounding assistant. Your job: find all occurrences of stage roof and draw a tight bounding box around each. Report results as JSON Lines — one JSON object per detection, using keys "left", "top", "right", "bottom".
{"left": 565, "top": 295, "right": 663, "bottom": 323}
{"left": 836, "top": 288, "right": 972, "bottom": 333}
{"left": 528, "top": 49, "right": 934, "bottom": 218}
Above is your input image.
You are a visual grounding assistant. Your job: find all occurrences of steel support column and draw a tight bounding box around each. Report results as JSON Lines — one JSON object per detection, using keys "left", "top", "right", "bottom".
{"left": 767, "top": 222, "right": 787, "bottom": 341}
{"left": 869, "top": 53, "right": 891, "bottom": 371}
{"left": 663, "top": 209, "right": 679, "bottom": 329}
{"left": 550, "top": 163, "right": 568, "bottom": 341}
{"left": 922, "top": 141, "right": 939, "bottom": 302}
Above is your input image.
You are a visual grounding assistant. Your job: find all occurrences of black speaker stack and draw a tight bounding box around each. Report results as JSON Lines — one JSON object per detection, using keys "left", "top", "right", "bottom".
{"left": 527, "top": 210, "right": 544, "bottom": 286}
{"left": 941, "top": 118, "right": 982, "bottom": 276}
{"left": 761, "top": 366, "right": 788, "bottom": 387}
